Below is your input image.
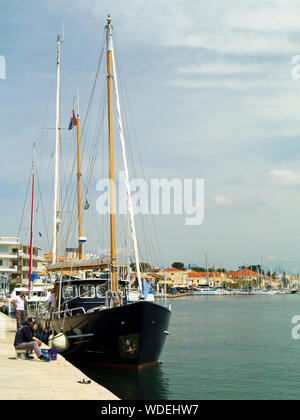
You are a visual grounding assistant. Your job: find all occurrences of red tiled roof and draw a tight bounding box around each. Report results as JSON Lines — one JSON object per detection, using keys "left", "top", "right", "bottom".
{"left": 163, "top": 268, "right": 184, "bottom": 272}
{"left": 188, "top": 272, "right": 206, "bottom": 278}
{"left": 188, "top": 271, "right": 225, "bottom": 278}
{"left": 227, "top": 269, "right": 259, "bottom": 277}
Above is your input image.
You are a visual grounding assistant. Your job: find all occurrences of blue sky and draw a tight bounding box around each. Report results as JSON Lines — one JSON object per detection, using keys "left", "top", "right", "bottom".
{"left": 2, "top": 0, "right": 300, "bottom": 271}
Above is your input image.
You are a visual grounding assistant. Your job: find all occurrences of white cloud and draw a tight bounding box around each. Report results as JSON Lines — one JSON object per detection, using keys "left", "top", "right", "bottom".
{"left": 268, "top": 169, "right": 300, "bottom": 186}
{"left": 214, "top": 195, "right": 233, "bottom": 207}
{"left": 224, "top": 6, "right": 300, "bottom": 32}
{"left": 49, "top": 0, "right": 300, "bottom": 54}
{"left": 167, "top": 77, "right": 293, "bottom": 91}
{"left": 176, "top": 62, "right": 261, "bottom": 75}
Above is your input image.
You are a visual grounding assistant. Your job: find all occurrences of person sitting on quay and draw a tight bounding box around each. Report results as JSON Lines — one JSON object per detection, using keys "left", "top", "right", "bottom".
{"left": 14, "top": 317, "right": 50, "bottom": 361}
{"left": 11, "top": 291, "right": 26, "bottom": 329}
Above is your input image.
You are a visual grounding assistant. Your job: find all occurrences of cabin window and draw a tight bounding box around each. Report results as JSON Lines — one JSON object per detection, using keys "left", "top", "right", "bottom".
{"left": 96, "top": 285, "right": 107, "bottom": 298}
{"left": 63, "top": 285, "right": 78, "bottom": 299}
{"left": 79, "top": 285, "right": 95, "bottom": 298}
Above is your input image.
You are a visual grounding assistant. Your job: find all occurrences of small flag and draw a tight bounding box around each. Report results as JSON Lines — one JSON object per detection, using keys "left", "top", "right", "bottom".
{"left": 142, "top": 278, "right": 151, "bottom": 300}
{"left": 30, "top": 273, "right": 38, "bottom": 282}
{"left": 84, "top": 199, "right": 90, "bottom": 210}
{"left": 68, "top": 108, "right": 77, "bottom": 130}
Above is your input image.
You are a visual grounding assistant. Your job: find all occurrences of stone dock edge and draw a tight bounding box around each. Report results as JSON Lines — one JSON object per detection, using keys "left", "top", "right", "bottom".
{"left": 0, "top": 312, "right": 119, "bottom": 400}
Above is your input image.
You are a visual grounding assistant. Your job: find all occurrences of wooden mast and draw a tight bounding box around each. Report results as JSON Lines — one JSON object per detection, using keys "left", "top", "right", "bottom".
{"left": 106, "top": 15, "right": 117, "bottom": 292}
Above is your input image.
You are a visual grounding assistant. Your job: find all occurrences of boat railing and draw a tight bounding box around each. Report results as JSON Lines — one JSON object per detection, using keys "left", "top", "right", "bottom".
{"left": 56, "top": 306, "right": 87, "bottom": 317}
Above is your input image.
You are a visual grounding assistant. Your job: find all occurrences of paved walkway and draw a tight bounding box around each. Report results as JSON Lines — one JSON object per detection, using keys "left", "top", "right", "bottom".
{"left": 0, "top": 312, "right": 119, "bottom": 400}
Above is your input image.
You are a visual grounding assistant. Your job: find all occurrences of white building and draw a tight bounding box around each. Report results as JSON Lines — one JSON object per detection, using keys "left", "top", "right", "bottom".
{"left": 0, "top": 237, "right": 43, "bottom": 289}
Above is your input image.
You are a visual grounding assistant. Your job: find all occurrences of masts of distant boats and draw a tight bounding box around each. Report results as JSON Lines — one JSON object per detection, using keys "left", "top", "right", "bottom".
{"left": 106, "top": 17, "right": 117, "bottom": 292}
{"left": 205, "top": 252, "right": 209, "bottom": 286}
{"left": 75, "top": 93, "right": 83, "bottom": 260}
{"left": 28, "top": 143, "right": 36, "bottom": 293}
{"left": 52, "top": 34, "right": 62, "bottom": 264}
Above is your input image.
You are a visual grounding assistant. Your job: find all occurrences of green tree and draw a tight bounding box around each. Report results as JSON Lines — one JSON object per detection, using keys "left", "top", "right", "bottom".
{"left": 130, "top": 262, "right": 151, "bottom": 272}
{"left": 190, "top": 267, "right": 206, "bottom": 272}
{"left": 171, "top": 262, "right": 185, "bottom": 270}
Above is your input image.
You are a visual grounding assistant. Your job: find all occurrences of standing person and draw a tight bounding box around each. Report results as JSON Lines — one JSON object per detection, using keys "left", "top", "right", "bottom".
{"left": 14, "top": 317, "right": 50, "bottom": 361}
{"left": 44, "top": 288, "right": 51, "bottom": 309}
{"left": 11, "top": 291, "right": 27, "bottom": 329}
{"left": 48, "top": 288, "right": 56, "bottom": 314}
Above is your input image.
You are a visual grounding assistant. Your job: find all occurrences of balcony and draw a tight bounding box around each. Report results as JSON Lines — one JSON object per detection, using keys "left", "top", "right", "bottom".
{"left": 0, "top": 266, "right": 17, "bottom": 273}
{"left": 0, "top": 253, "right": 18, "bottom": 259}
{"left": 0, "top": 237, "right": 20, "bottom": 245}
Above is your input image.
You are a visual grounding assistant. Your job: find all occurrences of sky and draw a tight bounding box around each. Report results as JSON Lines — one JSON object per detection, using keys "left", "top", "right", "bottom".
{"left": 1, "top": 0, "right": 300, "bottom": 272}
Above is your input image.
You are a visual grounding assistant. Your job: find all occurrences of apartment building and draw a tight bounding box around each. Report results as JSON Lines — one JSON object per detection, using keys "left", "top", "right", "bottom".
{"left": 0, "top": 237, "right": 42, "bottom": 288}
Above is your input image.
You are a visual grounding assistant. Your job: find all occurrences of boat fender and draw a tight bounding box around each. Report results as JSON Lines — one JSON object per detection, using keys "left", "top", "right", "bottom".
{"left": 48, "top": 334, "right": 55, "bottom": 348}
{"left": 51, "top": 333, "right": 70, "bottom": 352}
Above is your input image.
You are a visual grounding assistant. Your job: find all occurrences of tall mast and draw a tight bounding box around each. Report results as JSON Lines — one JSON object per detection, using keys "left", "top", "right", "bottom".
{"left": 52, "top": 35, "right": 61, "bottom": 264}
{"left": 75, "top": 94, "right": 83, "bottom": 260}
{"left": 28, "top": 143, "right": 36, "bottom": 293}
{"left": 106, "top": 16, "right": 117, "bottom": 292}
{"left": 110, "top": 16, "right": 143, "bottom": 292}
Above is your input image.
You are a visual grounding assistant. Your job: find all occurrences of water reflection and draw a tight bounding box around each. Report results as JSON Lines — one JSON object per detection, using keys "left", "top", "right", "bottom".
{"left": 70, "top": 361, "right": 170, "bottom": 400}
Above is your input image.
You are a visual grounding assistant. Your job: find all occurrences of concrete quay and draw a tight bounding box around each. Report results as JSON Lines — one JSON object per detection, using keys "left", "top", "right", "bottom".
{"left": 0, "top": 312, "right": 119, "bottom": 400}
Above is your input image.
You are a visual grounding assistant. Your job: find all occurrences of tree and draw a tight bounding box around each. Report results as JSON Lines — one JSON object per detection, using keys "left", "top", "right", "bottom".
{"left": 191, "top": 267, "right": 206, "bottom": 272}
{"left": 130, "top": 262, "right": 151, "bottom": 272}
{"left": 239, "top": 264, "right": 262, "bottom": 273}
{"left": 171, "top": 262, "right": 184, "bottom": 270}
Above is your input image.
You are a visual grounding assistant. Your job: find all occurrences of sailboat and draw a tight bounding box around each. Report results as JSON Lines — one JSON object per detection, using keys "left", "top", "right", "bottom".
{"left": 36, "top": 16, "right": 171, "bottom": 369}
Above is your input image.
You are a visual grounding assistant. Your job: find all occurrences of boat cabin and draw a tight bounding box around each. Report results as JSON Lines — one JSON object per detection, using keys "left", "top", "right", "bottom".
{"left": 54, "top": 274, "right": 128, "bottom": 316}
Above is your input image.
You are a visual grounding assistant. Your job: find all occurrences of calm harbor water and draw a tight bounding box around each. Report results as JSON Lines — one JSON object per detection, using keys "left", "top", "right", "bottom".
{"left": 71, "top": 295, "right": 300, "bottom": 400}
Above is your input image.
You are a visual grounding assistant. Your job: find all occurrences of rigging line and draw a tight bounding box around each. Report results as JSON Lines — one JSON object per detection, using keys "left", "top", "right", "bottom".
{"left": 18, "top": 166, "right": 32, "bottom": 239}
{"left": 38, "top": 71, "right": 56, "bottom": 172}
{"left": 81, "top": 86, "right": 107, "bottom": 199}
{"left": 35, "top": 166, "right": 51, "bottom": 251}
{"left": 114, "top": 34, "right": 164, "bottom": 267}
{"left": 80, "top": 29, "right": 106, "bottom": 158}
{"left": 113, "top": 52, "right": 156, "bottom": 267}
{"left": 58, "top": 32, "right": 106, "bottom": 219}
{"left": 60, "top": 128, "right": 77, "bottom": 214}
{"left": 59, "top": 71, "right": 104, "bottom": 240}
{"left": 62, "top": 90, "right": 106, "bottom": 238}
{"left": 61, "top": 121, "right": 107, "bottom": 255}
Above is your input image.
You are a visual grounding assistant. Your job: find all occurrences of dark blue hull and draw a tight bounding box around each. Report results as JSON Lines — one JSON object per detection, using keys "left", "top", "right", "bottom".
{"left": 37, "top": 301, "right": 171, "bottom": 369}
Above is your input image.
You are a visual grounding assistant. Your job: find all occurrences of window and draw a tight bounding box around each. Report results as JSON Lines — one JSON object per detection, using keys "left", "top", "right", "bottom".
{"left": 79, "top": 285, "right": 95, "bottom": 298}
{"left": 96, "top": 284, "right": 108, "bottom": 298}
{"left": 63, "top": 285, "right": 78, "bottom": 299}
{"left": 0, "top": 246, "right": 9, "bottom": 253}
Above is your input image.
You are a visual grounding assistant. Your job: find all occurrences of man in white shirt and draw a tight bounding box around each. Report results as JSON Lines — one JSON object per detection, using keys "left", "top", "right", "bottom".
{"left": 48, "top": 289, "right": 55, "bottom": 313}
{"left": 11, "top": 291, "right": 27, "bottom": 329}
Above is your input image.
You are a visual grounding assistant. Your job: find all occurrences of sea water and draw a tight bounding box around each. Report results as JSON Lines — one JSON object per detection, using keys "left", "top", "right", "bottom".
{"left": 71, "top": 295, "right": 300, "bottom": 400}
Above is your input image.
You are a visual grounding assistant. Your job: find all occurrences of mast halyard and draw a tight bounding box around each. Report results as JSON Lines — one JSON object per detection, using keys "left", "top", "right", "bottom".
{"left": 106, "top": 15, "right": 118, "bottom": 292}
{"left": 75, "top": 94, "right": 83, "bottom": 260}
{"left": 110, "top": 20, "right": 143, "bottom": 292}
{"left": 52, "top": 35, "right": 61, "bottom": 264}
{"left": 28, "top": 143, "right": 36, "bottom": 293}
